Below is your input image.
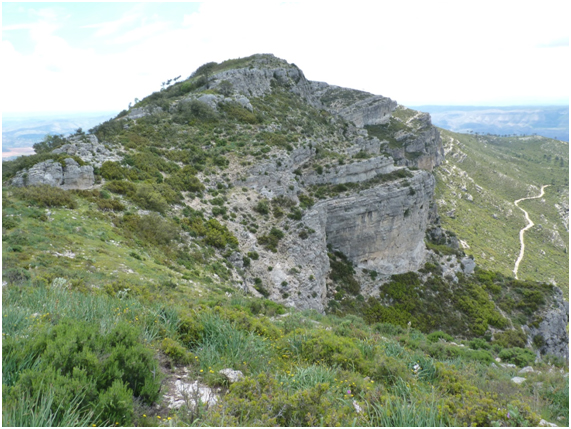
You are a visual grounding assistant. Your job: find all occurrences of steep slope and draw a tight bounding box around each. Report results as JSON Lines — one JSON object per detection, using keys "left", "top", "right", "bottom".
{"left": 434, "top": 129, "right": 569, "bottom": 295}
{"left": 4, "top": 54, "right": 443, "bottom": 312}
{"left": 3, "top": 54, "right": 567, "bottom": 356}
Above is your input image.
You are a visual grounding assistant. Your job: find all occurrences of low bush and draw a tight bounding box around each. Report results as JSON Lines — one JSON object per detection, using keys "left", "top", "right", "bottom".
{"left": 427, "top": 330, "right": 454, "bottom": 343}
{"left": 3, "top": 319, "right": 161, "bottom": 426}
{"left": 493, "top": 330, "right": 527, "bottom": 349}
{"left": 257, "top": 227, "right": 285, "bottom": 252}
{"left": 498, "top": 347, "right": 536, "bottom": 367}
{"left": 12, "top": 185, "right": 76, "bottom": 209}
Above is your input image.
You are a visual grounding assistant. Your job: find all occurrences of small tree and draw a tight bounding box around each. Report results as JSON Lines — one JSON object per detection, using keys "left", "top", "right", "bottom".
{"left": 218, "top": 80, "right": 234, "bottom": 96}
{"left": 192, "top": 61, "right": 218, "bottom": 89}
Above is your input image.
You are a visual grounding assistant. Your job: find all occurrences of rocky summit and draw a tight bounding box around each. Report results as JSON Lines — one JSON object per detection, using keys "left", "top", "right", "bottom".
{"left": 3, "top": 53, "right": 567, "bottom": 353}
{"left": 2, "top": 53, "right": 568, "bottom": 427}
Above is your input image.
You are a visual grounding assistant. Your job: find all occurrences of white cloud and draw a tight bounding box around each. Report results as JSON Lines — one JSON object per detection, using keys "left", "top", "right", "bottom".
{"left": 82, "top": 15, "right": 139, "bottom": 38}
{"left": 2, "top": 1, "right": 568, "bottom": 114}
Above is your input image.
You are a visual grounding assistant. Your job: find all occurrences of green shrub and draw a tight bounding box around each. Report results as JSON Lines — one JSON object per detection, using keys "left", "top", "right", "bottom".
{"left": 220, "top": 101, "right": 259, "bottom": 124}
{"left": 100, "top": 161, "right": 127, "bottom": 180}
{"left": 468, "top": 338, "right": 491, "bottom": 350}
{"left": 207, "top": 373, "right": 350, "bottom": 426}
{"left": 493, "top": 330, "right": 527, "bottom": 349}
{"left": 247, "top": 251, "right": 259, "bottom": 260}
{"left": 257, "top": 227, "right": 285, "bottom": 252}
{"left": 96, "top": 379, "right": 134, "bottom": 425}
{"left": 166, "top": 165, "right": 204, "bottom": 193}
{"left": 161, "top": 338, "right": 192, "bottom": 364}
{"left": 119, "top": 213, "right": 179, "bottom": 246}
{"left": 427, "top": 330, "right": 454, "bottom": 343}
{"left": 3, "top": 268, "right": 31, "bottom": 285}
{"left": 372, "top": 323, "right": 406, "bottom": 336}
{"left": 12, "top": 185, "right": 76, "bottom": 209}
{"left": 4, "top": 319, "right": 161, "bottom": 427}
{"left": 288, "top": 208, "right": 303, "bottom": 220}
{"left": 2, "top": 216, "right": 19, "bottom": 229}
{"left": 96, "top": 198, "right": 125, "bottom": 212}
{"left": 328, "top": 251, "right": 360, "bottom": 296}
{"left": 104, "top": 180, "right": 136, "bottom": 196}
{"left": 254, "top": 199, "right": 270, "bottom": 215}
{"left": 498, "top": 347, "right": 536, "bottom": 367}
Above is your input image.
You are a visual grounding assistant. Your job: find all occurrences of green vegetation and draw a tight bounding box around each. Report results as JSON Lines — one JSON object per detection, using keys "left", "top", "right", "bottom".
{"left": 435, "top": 129, "right": 569, "bottom": 295}
{"left": 2, "top": 55, "right": 568, "bottom": 427}
{"left": 3, "top": 274, "right": 566, "bottom": 427}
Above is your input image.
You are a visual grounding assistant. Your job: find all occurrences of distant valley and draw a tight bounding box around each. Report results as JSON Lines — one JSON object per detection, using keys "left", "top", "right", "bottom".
{"left": 412, "top": 105, "right": 569, "bottom": 142}
{"left": 2, "top": 112, "right": 117, "bottom": 159}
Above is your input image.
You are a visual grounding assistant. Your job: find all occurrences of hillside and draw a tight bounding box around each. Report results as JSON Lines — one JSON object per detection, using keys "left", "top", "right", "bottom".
{"left": 434, "top": 130, "right": 569, "bottom": 295}
{"left": 2, "top": 54, "right": 568, "bottom": 427}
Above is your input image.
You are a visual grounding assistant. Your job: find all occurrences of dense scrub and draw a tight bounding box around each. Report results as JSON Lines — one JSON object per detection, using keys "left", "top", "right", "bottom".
{"left": 3, "top": 278, "right": 567, "bottom": 427}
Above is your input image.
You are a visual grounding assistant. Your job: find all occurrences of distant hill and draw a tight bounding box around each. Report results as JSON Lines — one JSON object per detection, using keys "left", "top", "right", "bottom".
{"left": 411, "top": 105, "right": 569, "bottom": 142}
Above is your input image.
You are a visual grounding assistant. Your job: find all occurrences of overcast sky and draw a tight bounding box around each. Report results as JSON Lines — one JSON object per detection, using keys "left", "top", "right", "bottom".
{"left": 2, "top": 1, "right": 569, "bottom": 115}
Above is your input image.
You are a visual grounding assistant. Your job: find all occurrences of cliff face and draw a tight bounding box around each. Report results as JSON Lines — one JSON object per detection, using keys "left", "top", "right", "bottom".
{"left": 323, "top": 170, "right": 434, "bottom": 274}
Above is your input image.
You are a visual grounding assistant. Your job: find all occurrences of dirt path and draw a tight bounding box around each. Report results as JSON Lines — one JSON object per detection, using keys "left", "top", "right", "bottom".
{"left": 512, "top": 185, "right": 550, "bottom": 279}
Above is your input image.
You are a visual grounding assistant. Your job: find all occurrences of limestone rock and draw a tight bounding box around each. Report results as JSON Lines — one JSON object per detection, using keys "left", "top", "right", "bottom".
{"left": 52, "top": 134, "right": 121, "bottom": 167}
{"left": 125, "top": 105, "right": 163, "bottom": 119}
{"left": 210, "top": 54, "right": 319, "bottom": 106}
{"left": 539, "top": 419, "right": 558, "bottom": 427}
{"left": 219, "top": 368, "right": 245, "bottom": 383}
{"left": 511, "top": 376, "right": 526, "bottom": 384}
{"left": 526, "top": 287, "right": 569, "bottom": 359}
{"left": 461, "top": 257, "right": 476, "bottom": 274}
{"left": 518, "top": 366, "right": 534, "bottom": 374}
{"left": 164, "top": 379, "right": 218, "bottom": 409}
{"left": 9, "top": 158, "right": 94, "bottom": 190}
{"left": 323, "top": 170, "right": 434, "bottom": 275}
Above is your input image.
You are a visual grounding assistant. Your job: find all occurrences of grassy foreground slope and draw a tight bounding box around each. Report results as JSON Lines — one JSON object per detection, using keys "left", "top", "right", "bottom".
{"left": 2, "top": 167, "right": 568, "bottom": 427}
{"left": 434, "top": 129, "right": 569, "bottom": 296}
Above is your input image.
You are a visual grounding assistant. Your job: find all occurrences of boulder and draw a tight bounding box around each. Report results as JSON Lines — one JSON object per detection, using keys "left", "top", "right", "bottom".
{"left": 219, "top": 368, "right": 245, "bottom": 384}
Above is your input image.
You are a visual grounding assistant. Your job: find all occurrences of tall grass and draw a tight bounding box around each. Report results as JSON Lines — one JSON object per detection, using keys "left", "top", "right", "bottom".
{"left": 363, "top": 394, "right": 456, "bottom": 427}
{"left": 2, "top": 386, "right": 99, "bottom": 427}
{"left": 276, "top": 365, "right": 337, "bottom": 391}
{"left": 193, "top": 313, "right": 273, "bottom": 377}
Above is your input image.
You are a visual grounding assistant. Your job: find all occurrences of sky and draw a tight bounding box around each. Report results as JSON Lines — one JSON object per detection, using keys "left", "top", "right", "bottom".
{"left": 2, "top": 1, "right": 569, "bottom": 115}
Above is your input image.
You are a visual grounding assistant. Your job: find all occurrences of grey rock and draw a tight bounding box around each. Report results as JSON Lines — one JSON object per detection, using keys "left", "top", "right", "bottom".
{"left": 539, "top": 419, "right": 558, "bottom": 427}
{"left": 511, "top": 376, "right": 526, "bottom": 384}
{"left": 219, "top": 369, "right": 245, "bottom": 383}
{"left": 518, "top": 366, "right": 534, "bottom": 374}
{"left": 323, "top": 170, "right": 434, "bottom": 275}
{"left": 235, "top": 95, "right": 253, "bottom": 111}
{"left": 461, "top": 257, "right": 476, "bottom": 274}
{"left": 125, "top": 106, "right": 163, "bottom": 119}
{"left": 52, "top": 135, "right": 121, "bottom": 167}
{"left": 197, "top": 94, "right": 224, "bottom": 110}
{"left": 9, "top": 158, "right": 94, "bottom": 190}
{"left": 210, "top": 54, "right": 319, "bottom": 106}
{"left": 527, "top": 287, "right": 569, "bottom": 359}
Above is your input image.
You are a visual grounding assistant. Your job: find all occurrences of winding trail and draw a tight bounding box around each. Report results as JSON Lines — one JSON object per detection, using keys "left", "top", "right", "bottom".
{"left": 512, "top": 185, "right": 550, "bottom": 279}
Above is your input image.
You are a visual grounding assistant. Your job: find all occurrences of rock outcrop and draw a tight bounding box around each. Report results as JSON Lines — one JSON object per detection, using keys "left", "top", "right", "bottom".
{"left": 9, "top": 158, "right": 94, "bottom": 190}
{"left": 384, "top": 111, "right": 444, "bottom": 171}
{"left": 323, "top": 170, "right": 434, "bottom": 274}
{"left": 526, "top": 287, "right": 569, "bottom": 359}
{"left": 52, "top": 134, "right": 121, "bottom": 167}
{"left": 209, "top": 54, "right": 319, "bottom": 106}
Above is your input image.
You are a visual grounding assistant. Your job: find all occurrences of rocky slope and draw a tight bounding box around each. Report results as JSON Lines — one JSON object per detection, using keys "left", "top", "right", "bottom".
{"left": 3, "top": 53, "right": 567, "bottom": 357}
